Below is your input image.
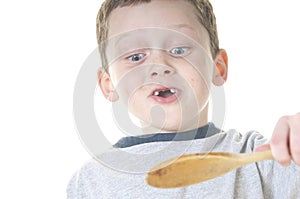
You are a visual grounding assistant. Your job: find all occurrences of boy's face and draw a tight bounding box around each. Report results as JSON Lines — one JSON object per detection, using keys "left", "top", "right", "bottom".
{"left": 99, "top": 0, "right": 227, "bottom": 133}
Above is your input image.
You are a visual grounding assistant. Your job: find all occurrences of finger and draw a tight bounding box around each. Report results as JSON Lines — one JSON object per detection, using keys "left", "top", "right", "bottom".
{"left": 253, "top": 144, "right": 271, "bottom": 153}
{"left": 289, "top": 113, "right": 300, "bottom": 166}
{"left": 271, "top": 116, "right": 291, "bottom": 166}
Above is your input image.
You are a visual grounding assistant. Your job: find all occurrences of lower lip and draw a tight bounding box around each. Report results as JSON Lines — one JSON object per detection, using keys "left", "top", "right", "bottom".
{"left": 149, "top": 92, "right": 180, "bottom": 104}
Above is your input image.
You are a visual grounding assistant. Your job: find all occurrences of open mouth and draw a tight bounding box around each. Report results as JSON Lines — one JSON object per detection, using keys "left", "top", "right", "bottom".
{"left": 153, "top": 88, "right": 177, "bottom": 98}
{"left": 149, "top": 87, "right": 180, "bottom": 103}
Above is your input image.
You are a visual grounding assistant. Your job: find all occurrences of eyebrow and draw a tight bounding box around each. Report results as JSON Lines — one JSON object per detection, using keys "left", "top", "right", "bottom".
{"left": 110, "top": 24, "right": 197, "bottom": 49}
{"left": 112, "top": 34, "right": 130, "bottom": 48}
{"left": 168, "top": 23, "right": 197, "bottom": 33}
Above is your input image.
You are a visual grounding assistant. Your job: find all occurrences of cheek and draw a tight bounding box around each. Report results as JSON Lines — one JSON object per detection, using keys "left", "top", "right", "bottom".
{"left": 180, "top": 65, "right": 211, "bottom": 90}
{"left": 185, "top": 70, "right": 211, "bottom": 107}
{"left": 127, "top": 91, "right": 152, "bottom": 121}
{"left": 191, "top": 75, "right": 209, "bottom": 89}
{"left": 193, "top": 66, "right": 213, "bottom": 87}
{"left": 186, "top": 50, "right": 214, "bottom": 85}
{"left": 109, "top": 67, "right": 149, "bottom": 102}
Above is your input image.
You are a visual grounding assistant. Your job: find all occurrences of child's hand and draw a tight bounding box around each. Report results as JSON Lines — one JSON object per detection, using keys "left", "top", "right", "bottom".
{"left": 254, "top": 113, "right": 300, "bottom": 167}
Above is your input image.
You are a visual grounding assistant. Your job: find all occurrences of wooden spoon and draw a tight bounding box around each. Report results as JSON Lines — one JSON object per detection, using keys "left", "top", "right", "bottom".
{"left": 146, "top": 150, "right": 273, "bottom": 188}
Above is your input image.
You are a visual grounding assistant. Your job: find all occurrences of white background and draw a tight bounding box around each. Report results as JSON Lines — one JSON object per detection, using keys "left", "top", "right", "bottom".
{"left": 0, "top": 0, "right": 299, "bottom": 198}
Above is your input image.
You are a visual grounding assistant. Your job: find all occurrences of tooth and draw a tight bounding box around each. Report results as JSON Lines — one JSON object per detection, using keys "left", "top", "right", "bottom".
{"left": 154, "top": 91, "right": 160, "bottom": 96}
{"left": 170, "top": 89, "right": 176, "bottom": 93}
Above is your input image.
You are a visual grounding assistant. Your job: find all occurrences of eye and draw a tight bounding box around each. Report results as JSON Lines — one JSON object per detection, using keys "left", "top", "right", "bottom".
{"left": 169, "top": 47, "right": 189, "bottom": 56}
{"left": 128, "top": 53, "right": 146, "bottom": 62}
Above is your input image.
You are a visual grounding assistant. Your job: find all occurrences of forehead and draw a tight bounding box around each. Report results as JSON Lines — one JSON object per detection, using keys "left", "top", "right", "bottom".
{"left": 107, "top": 0, "right": 210, "bottom": 48}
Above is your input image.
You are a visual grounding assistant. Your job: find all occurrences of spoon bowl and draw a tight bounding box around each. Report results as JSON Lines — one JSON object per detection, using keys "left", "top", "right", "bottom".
{"left": 146, "top": 150, "right": 273, "bottom": 188}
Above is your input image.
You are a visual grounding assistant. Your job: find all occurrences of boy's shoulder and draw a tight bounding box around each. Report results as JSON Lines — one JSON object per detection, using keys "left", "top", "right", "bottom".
{"left": 71, "top": 129, "right": 300, "bottom": 198}
{"left": 71, "top": 127, "right": 268, "bottom": 177}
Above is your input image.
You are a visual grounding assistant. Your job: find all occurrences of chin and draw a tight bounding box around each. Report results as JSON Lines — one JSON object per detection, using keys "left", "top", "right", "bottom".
{"left": 157, "top": 118, "right": 189, "bottom": 132}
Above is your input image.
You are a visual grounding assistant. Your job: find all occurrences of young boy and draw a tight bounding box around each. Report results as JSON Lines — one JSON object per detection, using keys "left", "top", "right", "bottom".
{"left": 68, "top": 0, "right": 300, "bottom": 198}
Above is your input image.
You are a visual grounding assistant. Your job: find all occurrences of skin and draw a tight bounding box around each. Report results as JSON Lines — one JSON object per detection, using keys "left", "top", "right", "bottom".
{"left": 99, "top": 0, "right": 228, "bottom": 133}
{"left": 254, "top": 113, "right": 300, "bottom": 166}
{"left": 98, "top": 0, "right": 300, "bottom": 167}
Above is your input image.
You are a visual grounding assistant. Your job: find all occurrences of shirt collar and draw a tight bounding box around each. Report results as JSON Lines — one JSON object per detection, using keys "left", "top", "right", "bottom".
{"left": 113, "top": 123, "right": 221, "bottom": 148}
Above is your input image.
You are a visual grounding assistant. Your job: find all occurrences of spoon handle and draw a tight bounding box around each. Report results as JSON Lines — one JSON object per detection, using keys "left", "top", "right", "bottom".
{"left": 242, "top": 150, "right": 273, "bottom": 163}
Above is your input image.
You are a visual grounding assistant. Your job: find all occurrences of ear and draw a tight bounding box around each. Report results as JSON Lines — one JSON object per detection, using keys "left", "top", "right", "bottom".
{"left": 97, "top": 69, "right": 119, "bottom": 102}
{"left": 212, "top": 49, "right": 228, "bottom": 86}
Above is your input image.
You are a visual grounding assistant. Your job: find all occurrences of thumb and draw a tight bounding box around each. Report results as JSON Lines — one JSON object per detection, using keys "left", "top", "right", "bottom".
{"left": 253, "top": 143, "right": 271, "bottom": 152}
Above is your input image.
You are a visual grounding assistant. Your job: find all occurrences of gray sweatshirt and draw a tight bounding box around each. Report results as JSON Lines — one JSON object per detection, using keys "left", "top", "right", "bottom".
{"left": 67, "top": 124, "right": 300, "bottom": 198}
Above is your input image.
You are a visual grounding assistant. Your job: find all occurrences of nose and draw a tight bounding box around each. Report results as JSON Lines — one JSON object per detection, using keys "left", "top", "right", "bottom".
{"left": 148, "top": 51, "right": 175, "bottom": 78}
{"left": 150, "top": 65, "right": 174, "bottom": 77}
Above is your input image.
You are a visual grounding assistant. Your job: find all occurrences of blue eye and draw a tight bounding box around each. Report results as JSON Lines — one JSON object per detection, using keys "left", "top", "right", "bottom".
{"left": 128, "top": 53, "right": 145, "bottom": 62}
{"left": 170, "top": 47, "right": 189, "bottom": 56}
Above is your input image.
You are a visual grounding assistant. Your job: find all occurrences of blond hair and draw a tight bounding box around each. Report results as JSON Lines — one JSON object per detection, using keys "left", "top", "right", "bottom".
{"left": 96, "top": 0, "right": 219, "bottom": 71}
